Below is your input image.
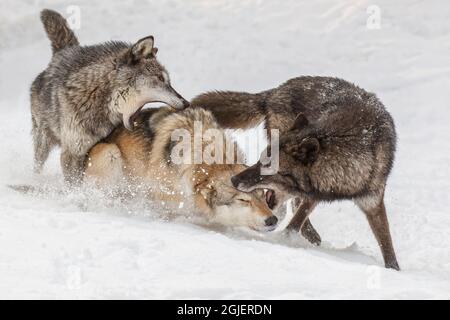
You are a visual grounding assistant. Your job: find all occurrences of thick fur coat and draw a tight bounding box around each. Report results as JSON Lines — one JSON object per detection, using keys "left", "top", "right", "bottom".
{"left": 31, "top": 9, "right": 188, "bottom": 183}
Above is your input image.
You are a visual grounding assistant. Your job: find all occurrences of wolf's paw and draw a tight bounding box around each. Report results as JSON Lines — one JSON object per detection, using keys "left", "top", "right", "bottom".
{"left": 302, "top": 229, "right": 322, "bottom": 246}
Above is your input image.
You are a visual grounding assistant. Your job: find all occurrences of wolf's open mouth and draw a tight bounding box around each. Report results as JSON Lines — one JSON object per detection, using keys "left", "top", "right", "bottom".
{"left": 265, "top": 189, "right": 277, "bottom": 209}
{"left": 129, "top": 105, "right": 144, "bottom": 127}
{"left": 123, "top": 104, "right": 146, "bottom": 131}
{"left": 125, "top": 102, "right": 180, "bottom": 130}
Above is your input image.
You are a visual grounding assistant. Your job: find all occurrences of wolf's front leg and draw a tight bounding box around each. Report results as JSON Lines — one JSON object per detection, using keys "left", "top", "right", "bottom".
{"left": 61, "top": 149, "right": 87, "bottom": 185}
{"left": 286, "top": 197, "right": 319, "bottom": 244}
{"left": 291, "top": 197, "right": 321, "bottom": 246}
{"left": 300, "top": 219, "right": 321, "bottom": 246}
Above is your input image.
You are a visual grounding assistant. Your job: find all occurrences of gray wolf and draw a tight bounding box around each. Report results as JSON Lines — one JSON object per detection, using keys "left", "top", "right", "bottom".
{"left": 84, "top": 108, "right": 278, "bottom": 230}
{"left": 191, "top": 77, "right": 399, "bottom": 270}
{"left": 31, "top": 9, "right": 189, "bottom": 183}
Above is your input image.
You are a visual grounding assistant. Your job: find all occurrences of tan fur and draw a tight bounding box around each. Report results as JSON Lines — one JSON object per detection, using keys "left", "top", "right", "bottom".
{"left": 85, "top": 143, "right": 123, "bottom": 187}
{"left": 85, "top": 108, "right": 276, "bottom": 230}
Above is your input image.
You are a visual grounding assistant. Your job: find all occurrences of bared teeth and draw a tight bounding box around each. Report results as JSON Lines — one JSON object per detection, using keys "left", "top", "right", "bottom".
{"left": 265, "top": 189, "right": 276, "bottom": 209}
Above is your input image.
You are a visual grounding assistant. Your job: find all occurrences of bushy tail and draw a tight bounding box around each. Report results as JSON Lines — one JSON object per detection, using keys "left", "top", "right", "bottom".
{"left": 40, "top": 9, "right": 79, "bottom": 54}
{"left": 191, "top": 91, "right": 266, "bottom": 130}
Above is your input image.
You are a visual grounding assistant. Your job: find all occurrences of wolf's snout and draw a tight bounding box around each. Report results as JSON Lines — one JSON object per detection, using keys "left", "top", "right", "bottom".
{"left": 172, "top": 97, "right": 189, "bottom": 110}
{"left": 168, "top": 86, "right": 189, "bottom": 109}
{"left": 265, "top": 216, "right": 278, "bottom": 227}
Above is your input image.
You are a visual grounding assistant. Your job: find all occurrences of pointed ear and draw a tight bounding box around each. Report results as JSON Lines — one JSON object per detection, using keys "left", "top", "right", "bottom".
{"left": 284, "top": 137, "right": 320, "bottom": 164}
{"left": 130, "top": 36, "right": 155, "bottom": 61}
{"left": 291, "top": 113, "right": 309, "bottom": 131}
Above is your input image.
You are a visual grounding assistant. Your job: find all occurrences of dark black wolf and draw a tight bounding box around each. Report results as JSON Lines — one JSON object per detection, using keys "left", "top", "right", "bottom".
{"left": 192, "top": 77, "right": 399, "bottom": 270}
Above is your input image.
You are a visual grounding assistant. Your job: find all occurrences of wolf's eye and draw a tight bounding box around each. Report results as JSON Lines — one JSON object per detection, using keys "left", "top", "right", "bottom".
{"left": 236, "top": 198, "right": 250, "bottom": 204}
{"left": 157, "top": 75, "right": 165, "bottom": 82}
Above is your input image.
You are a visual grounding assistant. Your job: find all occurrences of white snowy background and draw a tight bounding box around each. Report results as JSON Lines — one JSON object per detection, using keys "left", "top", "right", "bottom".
{"left": 0, "top": 0, "right": 449, "bottom": 299}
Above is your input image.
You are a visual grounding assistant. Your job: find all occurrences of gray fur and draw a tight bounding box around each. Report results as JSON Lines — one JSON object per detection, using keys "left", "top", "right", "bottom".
{"left": 40, "top": 9, "right": 79, "bottom": 53}
{"left": 193, "top": 76, "right": 399, "bottom": 270}
{"left": 31, "top": 9, "right": 188, "bottom": 183}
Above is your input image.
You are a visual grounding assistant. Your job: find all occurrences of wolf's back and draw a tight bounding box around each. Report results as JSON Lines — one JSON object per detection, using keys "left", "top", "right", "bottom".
{"left": 191, "top": 91, "right": 266, "bottom": 130}
{"left": 40, "top": 9, "right": 79, "bottom": 54}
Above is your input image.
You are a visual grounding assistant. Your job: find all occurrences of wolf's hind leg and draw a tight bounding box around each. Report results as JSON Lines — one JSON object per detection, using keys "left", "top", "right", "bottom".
{"left": 355, "top": 193, "right": 400, "bottom": 270}
{"left": 32, "top": 124, "right": 56, "bottom": 174}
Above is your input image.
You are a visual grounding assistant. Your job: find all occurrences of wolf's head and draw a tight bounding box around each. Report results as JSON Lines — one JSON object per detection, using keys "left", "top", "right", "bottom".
{"left": 194, "top": 165, "right": 278, "bottom": 231}
{"left": 114, "top": 36, "right": 189, "bottom": 130}
{"left": 231, "top": 113, "right": 320, "bottom": 207}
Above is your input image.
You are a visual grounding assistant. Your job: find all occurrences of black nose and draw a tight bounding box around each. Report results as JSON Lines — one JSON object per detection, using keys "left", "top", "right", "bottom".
{"left": 231, "top": 176, "right": 239, "bottom": 188}
{"left": 265, "top": 216, "right": 278, "bottom": 227}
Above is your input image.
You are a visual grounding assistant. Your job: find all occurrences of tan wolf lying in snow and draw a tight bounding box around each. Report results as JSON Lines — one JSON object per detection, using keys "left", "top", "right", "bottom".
{"left": 84, "top": 108, "right": 278, "bottom": 230}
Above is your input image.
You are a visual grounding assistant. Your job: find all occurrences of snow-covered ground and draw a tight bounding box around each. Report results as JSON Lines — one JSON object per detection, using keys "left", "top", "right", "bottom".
{"left": 1, "top": 0, "right": 450, "bottom": 299}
